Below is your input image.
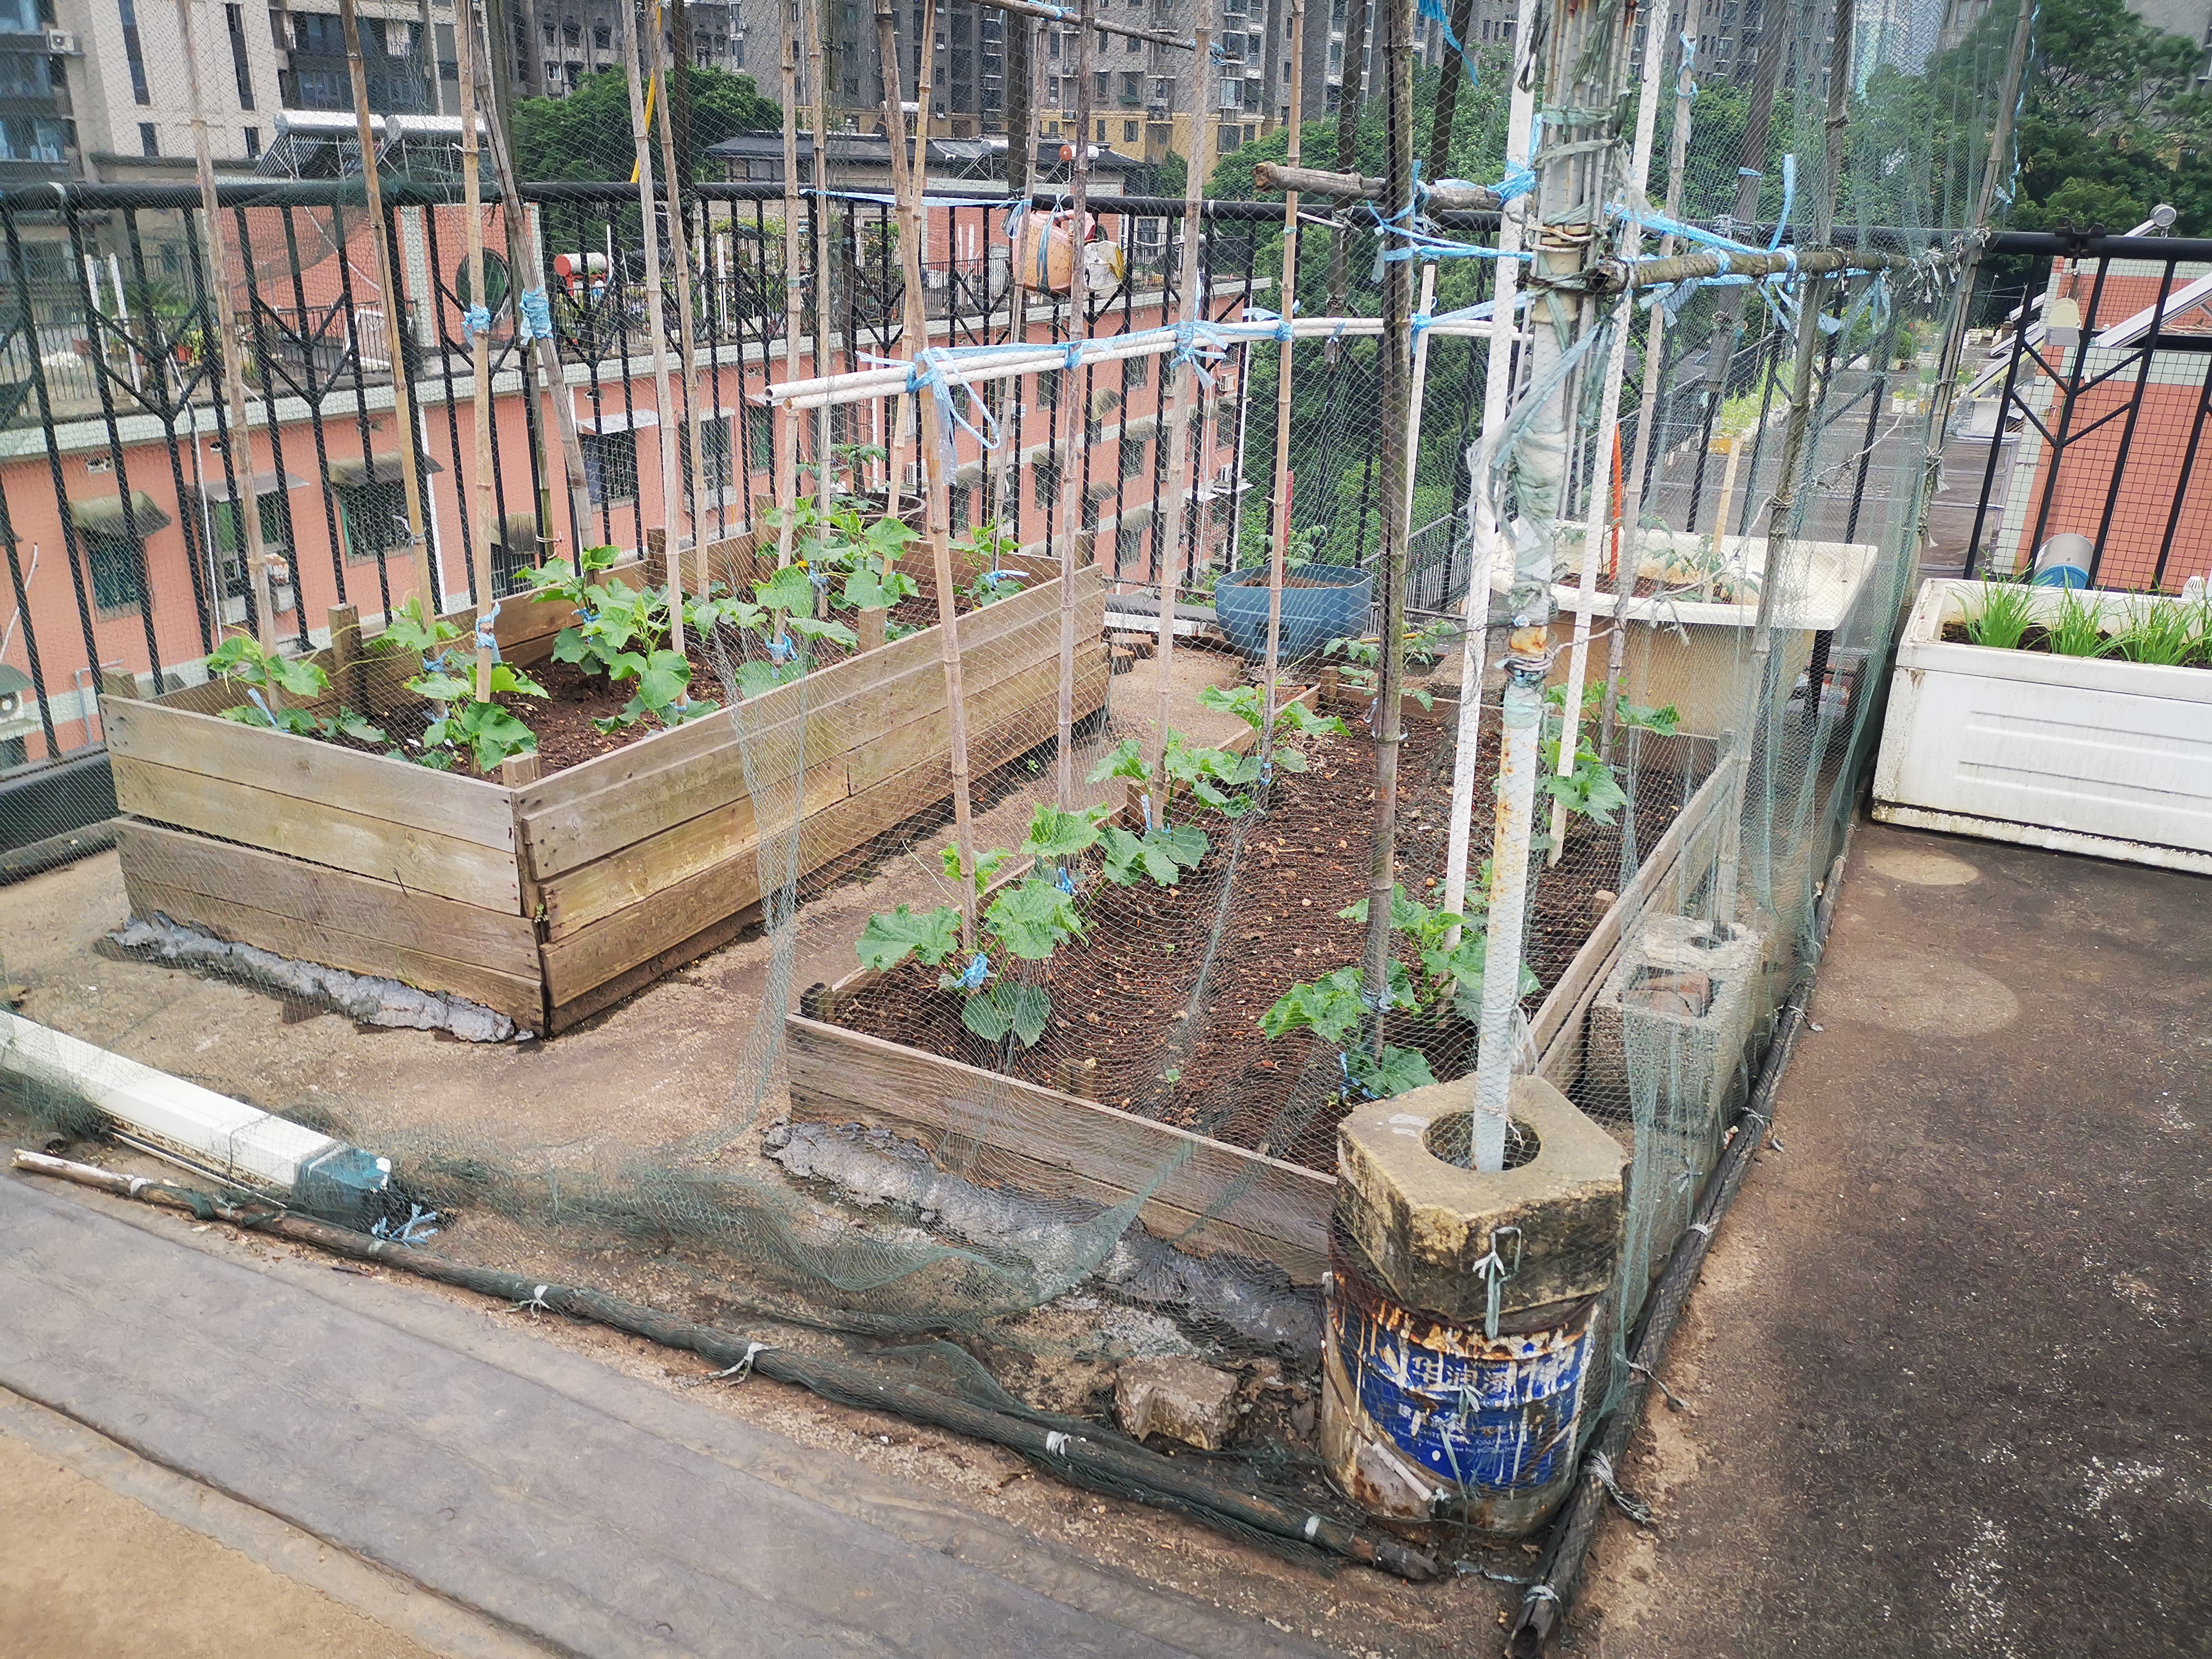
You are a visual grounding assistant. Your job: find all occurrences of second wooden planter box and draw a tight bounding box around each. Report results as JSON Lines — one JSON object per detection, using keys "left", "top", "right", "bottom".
{"left": 106, "top": 557, "right": 1110, "bottom": 1033}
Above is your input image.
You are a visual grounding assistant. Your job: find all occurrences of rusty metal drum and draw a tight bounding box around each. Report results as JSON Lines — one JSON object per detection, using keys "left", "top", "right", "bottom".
{"left": 1321, "top": 1246, "right": 1599, "bottom": 1535}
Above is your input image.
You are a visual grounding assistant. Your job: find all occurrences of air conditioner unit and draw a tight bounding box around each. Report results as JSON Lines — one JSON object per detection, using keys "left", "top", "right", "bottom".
{"left": 46, "top": 30, "right": 80, "bottom": 54}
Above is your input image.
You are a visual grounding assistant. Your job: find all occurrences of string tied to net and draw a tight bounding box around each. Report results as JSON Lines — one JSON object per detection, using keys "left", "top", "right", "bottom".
{"left": 1587, "top": 1452, "right": 1656, "bottom": 1526}
{"left": 1470, "top": 1223, "right": 1522, "bottom": 1338}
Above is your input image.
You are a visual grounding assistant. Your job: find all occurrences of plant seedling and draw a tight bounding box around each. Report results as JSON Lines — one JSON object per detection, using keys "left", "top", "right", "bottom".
{"left": 206, "top": 635, "right": 386, "bottom": 745}
{"left": 2107, "top": 591, "right": 2195, "bottom": 666}
{"left": 2046, "top": 588, "right": 2109, "bottom": 658}
{"left": 1963, "top": 572, "right": 2036, "bottom": 651}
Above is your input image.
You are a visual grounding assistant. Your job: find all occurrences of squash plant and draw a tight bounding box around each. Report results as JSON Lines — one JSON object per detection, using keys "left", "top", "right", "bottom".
{"left": 205, "top": 635, "right": 385, "bottom": 744}
{"left": 1258, "top": 885, "right": 1539, "bottom": 1100}
{"left": 856, "top": 795, "right": 1207, "bottom": 1048}
{"left": 372, "top": 593, "right": 546, "bottom": 772}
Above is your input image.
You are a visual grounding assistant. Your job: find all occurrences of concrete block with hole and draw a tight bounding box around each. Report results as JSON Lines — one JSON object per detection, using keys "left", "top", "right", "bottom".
{"left": 1335, "top": 1074, "right": 1628, "bottom": 1329}
{"left": 1583, "top": 915, "right": 1765, "bottom": 1119}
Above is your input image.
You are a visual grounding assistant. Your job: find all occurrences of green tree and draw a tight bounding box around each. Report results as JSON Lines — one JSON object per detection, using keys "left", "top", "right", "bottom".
{"left": 511, "top": 66, "right": 780, "bottom": 183}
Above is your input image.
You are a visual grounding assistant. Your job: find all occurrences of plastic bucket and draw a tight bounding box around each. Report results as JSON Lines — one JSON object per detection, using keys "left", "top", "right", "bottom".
{"left": 1210, "top": 562, "right": 1374, "bottom": 663}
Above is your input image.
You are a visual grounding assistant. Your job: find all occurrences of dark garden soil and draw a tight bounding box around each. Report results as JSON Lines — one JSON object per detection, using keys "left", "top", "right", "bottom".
{"left": 832, "top": 702, "right": 1703, "bottom": 1175}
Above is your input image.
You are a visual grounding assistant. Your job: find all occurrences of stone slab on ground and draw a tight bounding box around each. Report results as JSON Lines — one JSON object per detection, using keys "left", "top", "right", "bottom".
{"left": 0, "top": 1172, "right": 1330, "bottom": 1659}
{"left": 1577, "top": 822, "right": 2212, "bottom": 1658}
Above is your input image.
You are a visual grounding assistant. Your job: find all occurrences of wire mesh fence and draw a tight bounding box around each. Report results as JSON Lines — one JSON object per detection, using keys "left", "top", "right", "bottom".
{"left": 0, "top": 0, "right": 2068, "bottom": 1601}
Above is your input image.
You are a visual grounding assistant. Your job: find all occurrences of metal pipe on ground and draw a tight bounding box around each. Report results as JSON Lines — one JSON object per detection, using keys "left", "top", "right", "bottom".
{"left": 10, "top": 1147, "right": 1439, "bottom": 1584}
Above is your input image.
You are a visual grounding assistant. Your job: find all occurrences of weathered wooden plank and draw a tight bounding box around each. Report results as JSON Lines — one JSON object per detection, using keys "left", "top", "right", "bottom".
{"left": 113, "top": 757, "right": 521, "bottom": 912}
{"left": 115, "top": 820, "right": 540, "bottom": 977}
{"left": 538, "top": 760, "right": 850, "bottom": 940}
{"left": 103, "top": 698, "right": 516, "bottom": 852}
{"left": 117, "top": 850, "right": 544, "bottom": 1029}
{"left": 518, "top": 572, "right": 1105, "bottom": 878}
{"left": 785, "top": 1017, "right": 1334, "bottom": 1282}
{"left": 545, "top": 900, "right": 763, "bottom": 1035}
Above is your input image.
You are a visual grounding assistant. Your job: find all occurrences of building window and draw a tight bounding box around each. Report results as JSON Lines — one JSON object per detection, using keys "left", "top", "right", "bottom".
{"left": 581, "top": 431, "right": 638, "bottom": 505}
{"left": 337, "top": 481, "right": 408, "bottom": 562}
{"left": 1125, "top": 353, "right": 1149, "bottom": 390}
{"left": 226, "top": 3, "right": 255, "bottom": 110}
{"left": 206, "top": 493, "right": 289, "bottom": 596}
{"left": 1119, "top": 435, "right": 1146, "bottom": 480}
{"left": 1036, "top": 368, "right": 1059, "bottom": 413}
{"left": 1034, "top": 456, "right": 1060, "bottom": 511}
{"left": 84, "top": 531, "right": 147, "bottom": 615}
{"left": 244, "top": 125, "right": 261, "bottom": 159}
{"left": 745, "top": 404, "right": 774, "bottom": 476}
{"left": 678, "top": 414, "right": 735, "bottom": 499}
{"left": 1115, "top": 522, "right": 1142, "bottom": 566}
{"left": 1124, "top": 119, "right": 1138, "bottom": 141}
{"left": 138, "top": 122, "right": 158, "bottom": 157}
{"left": 118, "top": 0, "right": 149, "bottom": 106}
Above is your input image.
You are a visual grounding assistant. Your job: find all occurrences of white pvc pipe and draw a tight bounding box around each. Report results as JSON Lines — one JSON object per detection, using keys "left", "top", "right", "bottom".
{"left": 0, "top": 1008, "right": 391, "bottom": 1204}
{"left": 1439, "top": 0, "right": 1541, "bottom": 974}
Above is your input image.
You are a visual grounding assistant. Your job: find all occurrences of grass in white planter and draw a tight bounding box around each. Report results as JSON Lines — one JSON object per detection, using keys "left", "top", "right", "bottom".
{"left": 2109, "top": 593, "right": 2198, "bottom": 666}
{"left": 1964, "top": 573, "right": 2038, "bottom": 650}
{"left": 2047, "top": 588, "right": 2109, "bottom": 658}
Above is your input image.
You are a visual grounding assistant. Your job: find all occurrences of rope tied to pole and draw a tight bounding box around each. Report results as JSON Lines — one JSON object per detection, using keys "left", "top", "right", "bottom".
{"left": 462, "top": 303, "right": 492, "bottom": 342}
{"left": 473, "top": 596, "right": 502, "bottom": 661}
{"left": 514, "top": 286, "right": 554, "bottom": 343}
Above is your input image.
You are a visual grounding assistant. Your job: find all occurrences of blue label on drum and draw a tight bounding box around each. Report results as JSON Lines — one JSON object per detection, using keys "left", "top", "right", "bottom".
{"left": 1337, "top": 1299, "right": 1593, "bottom": 1492}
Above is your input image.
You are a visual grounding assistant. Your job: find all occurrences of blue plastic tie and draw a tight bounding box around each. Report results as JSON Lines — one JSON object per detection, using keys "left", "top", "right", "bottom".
{"left": 767, "top": 633, "right": 795, "bottom": 664}
{"left": 954, "top": 952, "right": 991, "bottom": 991}
{"left": 1055, "top": 865, "right": 1075, "bottom": 895}
{"left": 515, "top": 286, "right": 554, "bottom": 344}
{"left": 462, "top": 303, "right": 492, "bottom": 342}
{"left": 1769, "top": 154, "right": 1796, "bottom": 252}
{"left": 1417, "top": 0, "right": 1479, "bottom": 82}
{"left": 473, "top": 596, "right": 502, "bottom": 662}
{"left": 246, "top": 686, "right": 273, "bottom": 721}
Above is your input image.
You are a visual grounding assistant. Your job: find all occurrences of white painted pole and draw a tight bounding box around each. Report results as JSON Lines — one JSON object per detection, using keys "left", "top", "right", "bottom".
{"left": 1438, "top": 0, "right": 1540, "bottom": 957}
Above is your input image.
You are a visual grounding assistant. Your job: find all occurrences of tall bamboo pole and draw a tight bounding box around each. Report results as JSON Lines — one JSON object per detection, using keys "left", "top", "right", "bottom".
{"left": 1258, "top": 0, "right": 1306, "bottom": 758}
{"left": 1147, "top": 26, "right": 1214, "bottom": 785}
{"left": 1050, "top": 0, "right": 1099, "bottom": 809}
{"left": 1324, "top": 0, "right": 1370, "bottom": 345}
{"left": 1354, "top": 0, "right": 1414, "bottom": 1052}
{"left": 811, "top": 0, "right": 835, "bottom": 522}
{"left": 1546, "top": 0, "right": 1676, "bottom": 860}
{"left": 476, "top": 2, "right": 594, "bottom": 560}
{"left": 340, "top": 0, "right": 436, "bottom": 610}
{"left": 649, "top": 0, "right": 710, "bottom": 610}
{"left": 776, "top": 8, "right": 806, "bottom": 567}
{"left": 455, "top": 0, "right": 498, "bottom": 700}
{"left": 620, "top": 0, "right": 686, "bottom": 655}
{"left": 877, "top": 0, "right": 981, "bottom": 949}
{"left": 171, "top": 0, "right": 278, "bottom": 658}
{"left": 1600, "top": 8, "right": 1696, "bottom": 758}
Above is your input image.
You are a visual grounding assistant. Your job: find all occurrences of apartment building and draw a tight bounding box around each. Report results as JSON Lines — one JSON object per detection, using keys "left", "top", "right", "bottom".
{"left": 504, "top": 0, "right": 757, "bottom": 97}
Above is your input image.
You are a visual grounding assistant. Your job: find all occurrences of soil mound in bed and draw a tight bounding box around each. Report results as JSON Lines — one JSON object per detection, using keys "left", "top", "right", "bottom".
{"left": 832, "top": 705, "right": 1699, "bottom": 1173}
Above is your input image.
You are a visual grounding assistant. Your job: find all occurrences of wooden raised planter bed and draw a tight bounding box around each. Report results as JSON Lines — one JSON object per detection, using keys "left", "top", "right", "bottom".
{"left": 784, "top": 724, "right": 1730, "bottom": 1285}
{"left": 105, "top": 541, "right": 1110, "bottom": 1034}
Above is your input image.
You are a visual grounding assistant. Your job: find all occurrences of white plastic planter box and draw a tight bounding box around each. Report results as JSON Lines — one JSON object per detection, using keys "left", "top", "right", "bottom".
{"left": 1873, "top": 580, "right": 2212, "bottom": 872}
{"left": 1546, "top": 527, "right": 1880, "bottom": 735}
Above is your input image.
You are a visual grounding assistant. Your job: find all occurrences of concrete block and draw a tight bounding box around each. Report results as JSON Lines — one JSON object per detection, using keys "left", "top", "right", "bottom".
{"left": 1335, "top": 1074, "right": 1627, "bottom": 1328}
{"left": 1114, "top": 1357, "right": 1240, "bottom": 1451}
{"left": 1584, "top": 914, "right": 1763, "bottom": 1119}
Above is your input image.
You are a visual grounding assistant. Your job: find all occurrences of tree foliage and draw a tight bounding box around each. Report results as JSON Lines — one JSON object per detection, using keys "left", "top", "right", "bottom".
{"left": 512, "top": 66, "right": 780, "bottom": 183}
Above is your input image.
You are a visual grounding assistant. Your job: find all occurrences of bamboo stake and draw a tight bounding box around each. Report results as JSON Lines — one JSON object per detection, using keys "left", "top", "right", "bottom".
{"left": 876, "top": 0, "right": 981, "bottom": 949}
{"left": 1324, "top": 0, "right": 1370, "bottom": 350}
{"left": 1438, "top": 0, "right": 1540, "bottom": 955}
{"left": 339, "top": 0, "right": 435, "bottom": 610}
{"left": 1355, "top": 0, "right": 1414, "bottom": 1054}
{"left": 1546, "top": 0, "right": 1674, "bottom": 862}
{"left": 1147, "top": 26, "right": 1214, "bottom": 788}
{"left": 811, "top": 0, "right": 835, "bottom": 523}
{"left": 1600, "top": 11, "right": 1696, "bottom": 758}
{"left": 1258, "top": 0, "right": 1306, "bottom": 759}
{"left": 455, "top": 0, "right": 498, "bottom": 700}
{"left": 475, "top": 5, "right": 594, "bottom": 561}
{"left": 620, "top": 0, "right": 686, "bottom": 655}
{"left": 776, "top": 9, "right": 805, "bottom": 567}
{"left": 170, "top": 0, "right": 278, "bottom": 659}
{"left": 1051, "top": 0, "right": 1098, "bottom": 809}
{"left": 651, "top": 1, "right": 711, "bottom": 609}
